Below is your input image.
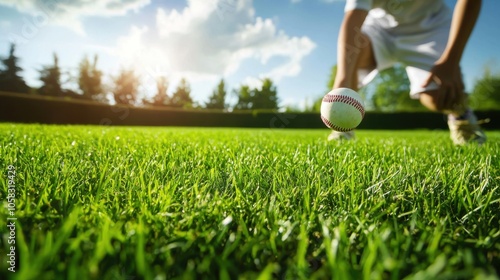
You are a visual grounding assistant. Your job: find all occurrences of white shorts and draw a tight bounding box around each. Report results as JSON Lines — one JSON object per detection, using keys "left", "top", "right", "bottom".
{"left": 359, "top": 6, "right": 453, "bottom": 99}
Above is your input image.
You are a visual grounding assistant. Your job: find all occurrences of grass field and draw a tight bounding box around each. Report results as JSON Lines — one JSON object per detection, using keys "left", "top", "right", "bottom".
{"left": 1, "top": 124, "right": 499, "bottom": 280}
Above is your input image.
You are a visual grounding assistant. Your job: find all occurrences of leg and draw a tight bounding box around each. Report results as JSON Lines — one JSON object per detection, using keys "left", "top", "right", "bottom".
{"left": 350, "top": 32, "right": 377, "bottom": 91}
{"left": 328, "top": 32, "right": 376, "bottom": 141}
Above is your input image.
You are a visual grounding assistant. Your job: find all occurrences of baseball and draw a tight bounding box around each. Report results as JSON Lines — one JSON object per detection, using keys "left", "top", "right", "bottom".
{"left": 320, "top": 88, "right": 365, "bottom": 132}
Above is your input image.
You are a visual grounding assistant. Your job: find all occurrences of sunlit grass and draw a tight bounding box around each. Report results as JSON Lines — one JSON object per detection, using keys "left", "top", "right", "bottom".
{"left": 0, "top": 124, "right": 499, "bottom": 279}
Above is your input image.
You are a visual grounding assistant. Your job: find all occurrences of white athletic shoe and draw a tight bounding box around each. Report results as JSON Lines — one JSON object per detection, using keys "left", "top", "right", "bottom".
{"left": 447, "top": 111, "right": 487, "bottom": 145}
{"left": 327, "top": 130, "right": 355, "bottom": 141}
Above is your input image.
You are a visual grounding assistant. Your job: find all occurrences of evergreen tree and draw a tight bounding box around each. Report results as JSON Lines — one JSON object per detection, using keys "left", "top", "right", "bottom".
{"left": 470, "top": 67, "right": 500, "bottom": 110}
{"left": 39, "top": 53, "right": 64, "bottom": 97}
{"left": 326, "top": 64, "right": 337, "bottom": 91}
{"left": 252, "top": 78, "right": 278, "bottom": 109}
{"left": 170, "top": 78, "right": 193, "bottom": 108}
{"left": 150, "top": 76, "right": 169, "bottom": 106}
{"left": 234, "top": 84, "right": 252, "bottom": 110}
{"left": 205, "top": 78, "right": 227, "bottom": 109}
{"left": 113, "top": 68, "right": 140, "bottom": 105}
{"left": 78, "top": 55, "right": 103, "bottom": 100}
{"left": 0, "top": 43, "right": 29, "bottom": 94}
{"left": 311, "top": 95, "right": 324, "bottom": 112}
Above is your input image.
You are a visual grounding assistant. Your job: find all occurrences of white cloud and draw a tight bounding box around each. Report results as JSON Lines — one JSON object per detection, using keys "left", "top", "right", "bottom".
{"left": 291, "top": 0, "right": 302, "bottom": 3}
{"left": 0, "top": 20, "right": 11, "bottom": 29}
{"left": 241, "top": 76, "right": 265, "bottom": 90}
{"left": 0, "top": 0, "right": 151, "bottom": 34}
{"left": 116, "top": 0, "right": 316, "bottom": 89}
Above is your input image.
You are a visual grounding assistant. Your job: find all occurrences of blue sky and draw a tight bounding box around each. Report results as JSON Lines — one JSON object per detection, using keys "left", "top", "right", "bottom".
{"left": 0, "top": 0, "right": 499, "bottom": 108}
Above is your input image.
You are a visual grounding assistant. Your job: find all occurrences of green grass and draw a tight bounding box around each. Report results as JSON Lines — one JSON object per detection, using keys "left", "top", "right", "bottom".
{"left": 0, "top": 124, "right": 499, "bottom": 280}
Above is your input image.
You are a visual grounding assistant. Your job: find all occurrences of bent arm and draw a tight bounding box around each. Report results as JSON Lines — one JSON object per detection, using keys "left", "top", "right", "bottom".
{"left": 437, "top": 0, "right": 482, "bottom": 66}
{"left": 421, "top": 0, "right": 482, "bottom": 113}
{"left": 334, "top": 9, "right": 369, "bottom": 89}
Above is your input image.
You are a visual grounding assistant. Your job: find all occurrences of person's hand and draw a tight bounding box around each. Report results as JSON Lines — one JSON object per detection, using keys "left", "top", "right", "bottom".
{"left": 421, "top": 61, "right": 466, "bottom": 111}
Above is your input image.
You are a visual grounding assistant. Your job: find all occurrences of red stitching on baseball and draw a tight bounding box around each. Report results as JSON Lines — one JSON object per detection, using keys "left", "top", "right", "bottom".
{"left": 322, "top": 94, "right": 365, "bottom": 117}
{"left": 321, "top": 116, "right": 353, "bottom": 132}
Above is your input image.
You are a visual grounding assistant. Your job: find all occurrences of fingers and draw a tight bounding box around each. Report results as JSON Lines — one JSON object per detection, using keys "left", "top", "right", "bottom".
{"left": 448, "top": 71, "right": 465, "bottom": 111}
{"left": 429, "top": 84, "right": 456, "bottom": 112}
{"left": 421, "top": 73, "right": 434, "bottom": 88}
{"left": 444, "top": 83, "right": 457, "bottom": 111}
{"left": 436, "top": 87, "right": 447, "bottom": 111}
{"left": 441, "top": 82, "right": 468, "bottom": 112}
{"left": 422, "top": 64, "right": 466, "bottom": 112}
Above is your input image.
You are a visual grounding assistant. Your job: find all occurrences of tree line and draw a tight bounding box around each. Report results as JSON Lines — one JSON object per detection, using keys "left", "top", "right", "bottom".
{"left": 1, "top": 43, "right": 499, "bottom": 112}
{"left": 0, "top": 43, "right": 278, "bottom": 110}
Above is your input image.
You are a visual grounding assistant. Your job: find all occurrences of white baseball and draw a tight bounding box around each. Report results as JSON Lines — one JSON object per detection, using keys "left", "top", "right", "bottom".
{"left": 320, "top": 88, "right": 365, "bottom": 132}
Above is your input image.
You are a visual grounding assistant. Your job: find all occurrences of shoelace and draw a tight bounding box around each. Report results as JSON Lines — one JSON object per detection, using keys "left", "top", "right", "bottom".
{"left": 451, "top": 118, "right": 489, "bottom": 140}
{"left": 450, "top": 118, "right": 490, "bottom": 127}
{"left": 477, "top": 118, "right": 491, "bottom": 125}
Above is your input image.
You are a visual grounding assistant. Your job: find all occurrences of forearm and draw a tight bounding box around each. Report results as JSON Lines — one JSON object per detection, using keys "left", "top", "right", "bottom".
{"left": 438, "top": 0, "right": 481, "bottom": 65}
{"left": 334, "top": 9, "right": 368, "bottom": 89}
